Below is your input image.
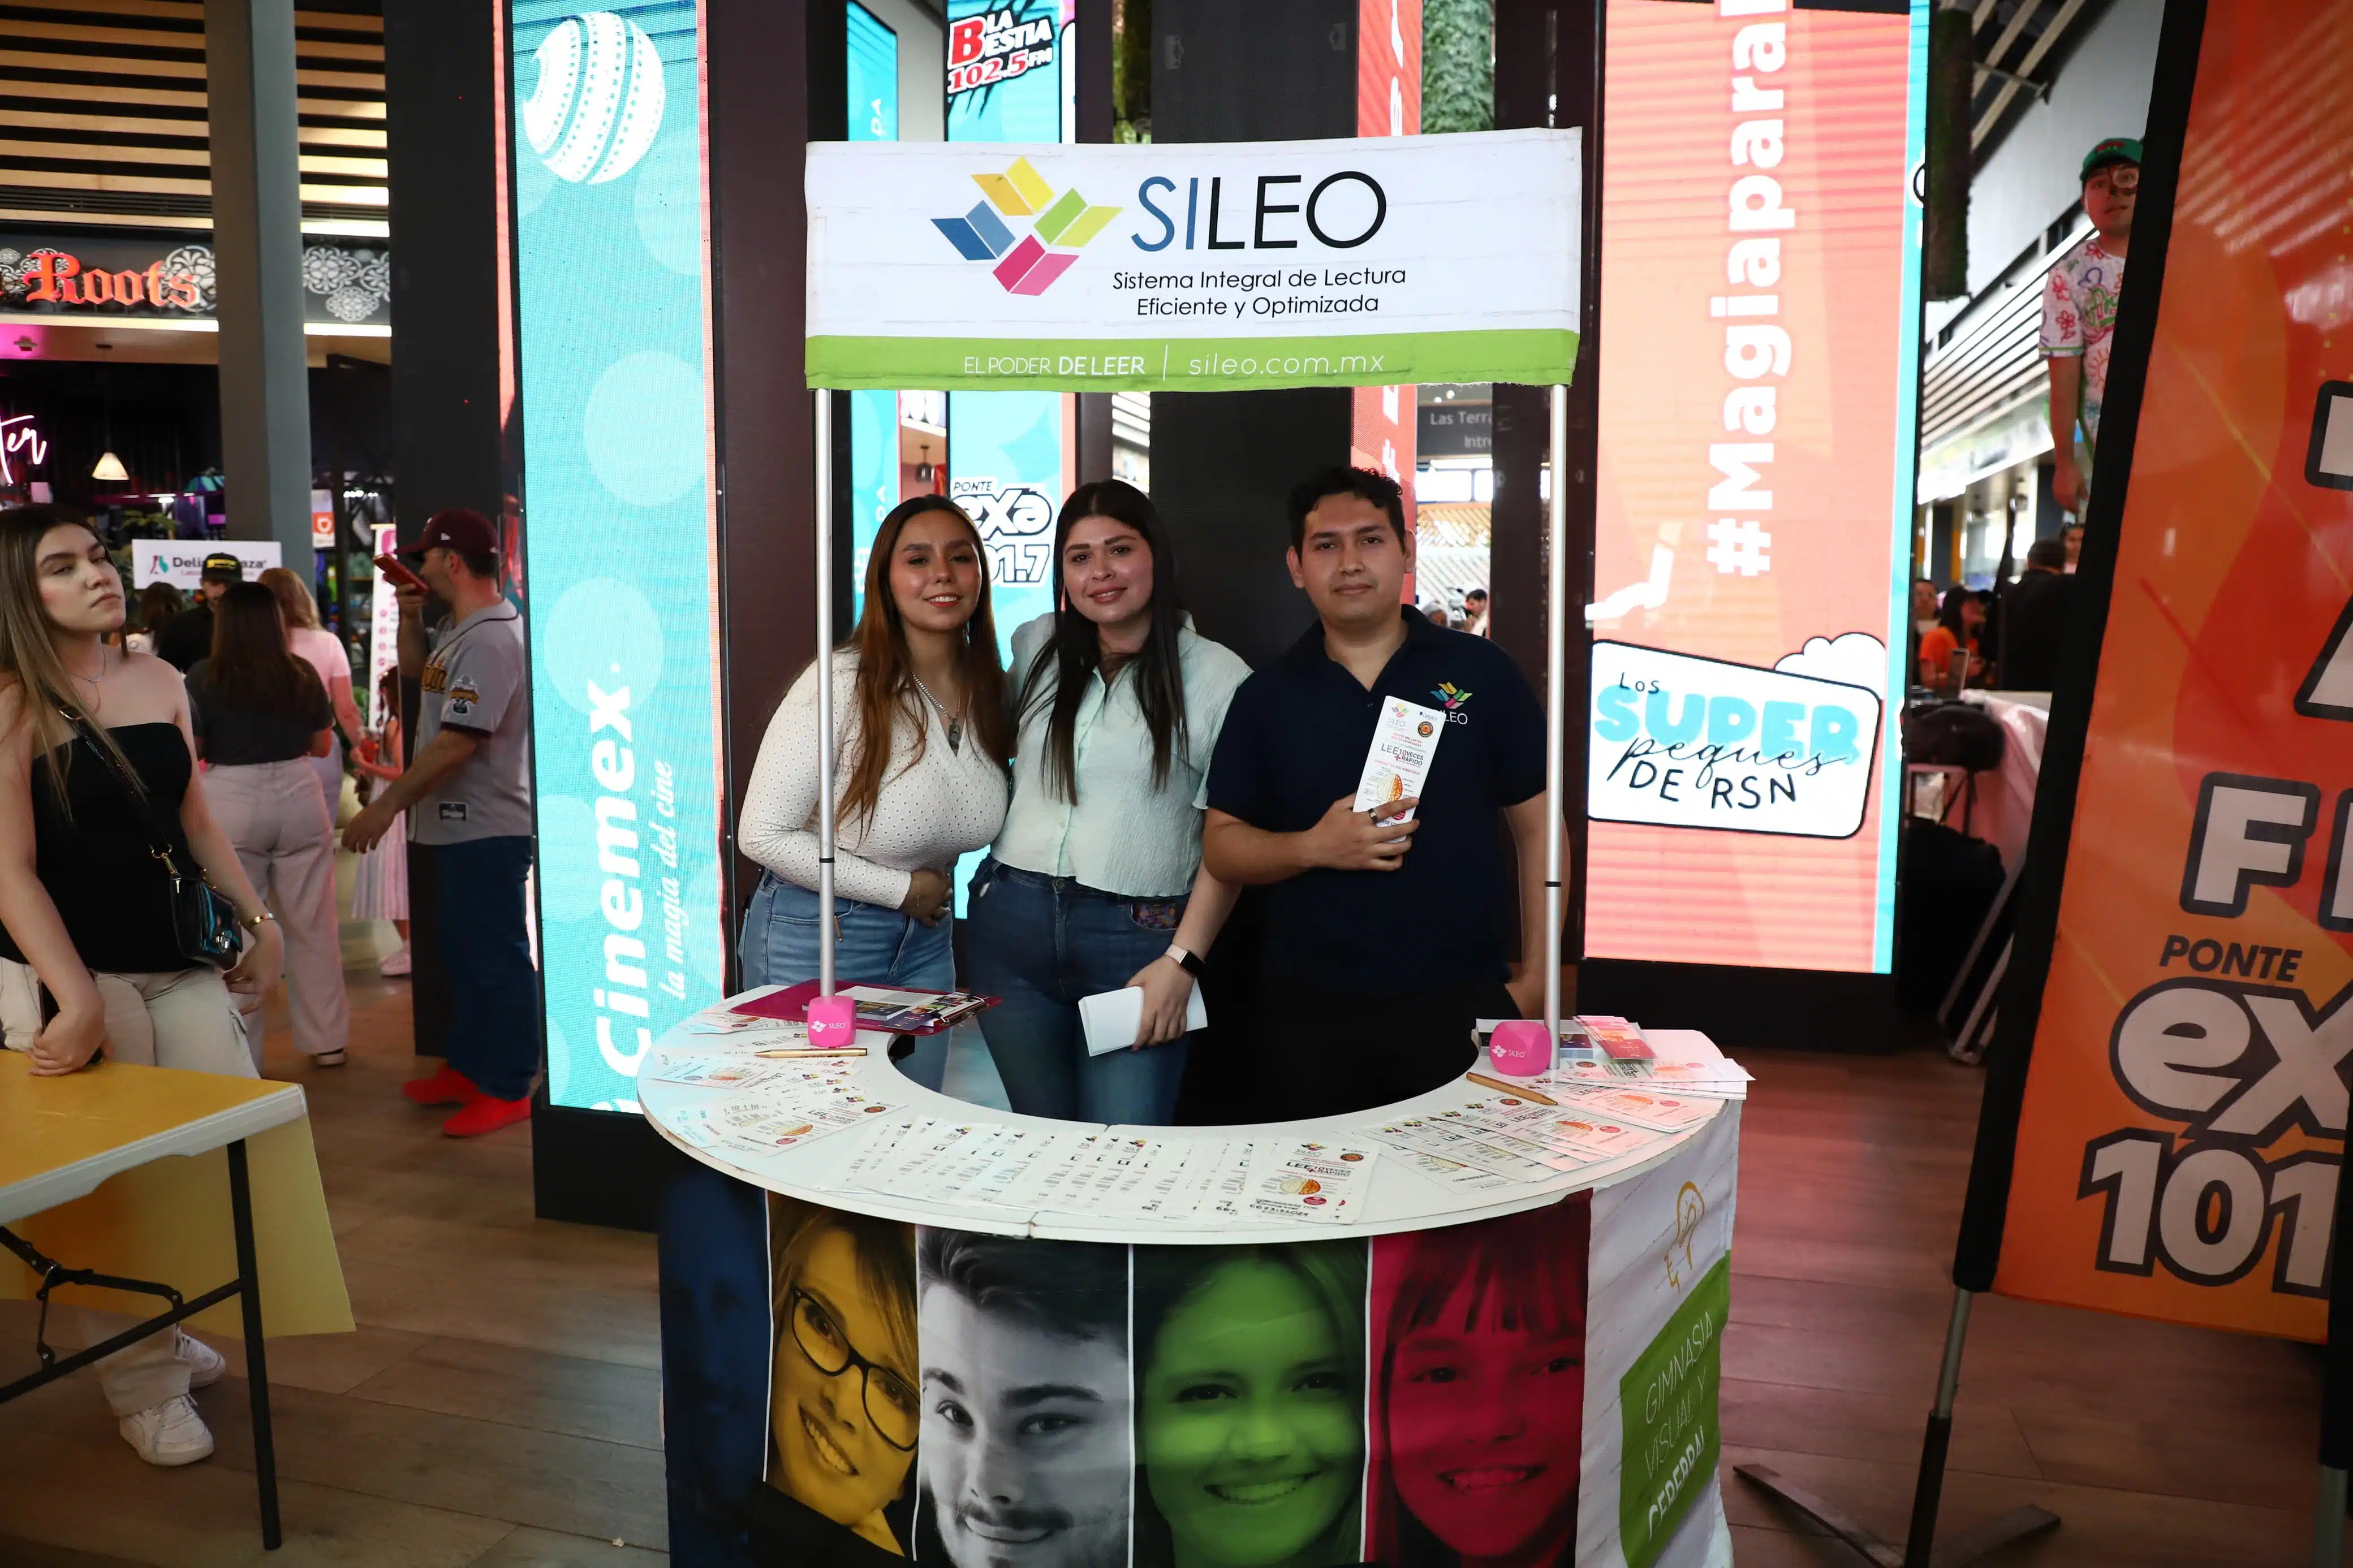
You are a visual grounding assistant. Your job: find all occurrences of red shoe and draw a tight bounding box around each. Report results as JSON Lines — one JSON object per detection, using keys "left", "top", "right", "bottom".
{"left": 401, "top": 1065, "right": 476, "bottom": 1107}
{"left": 441, "top": 1091, "right": 532, "bottom": 1138}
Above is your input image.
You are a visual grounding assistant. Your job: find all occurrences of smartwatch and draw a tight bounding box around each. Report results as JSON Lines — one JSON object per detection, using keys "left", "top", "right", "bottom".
{"left": 1165, "top": 943, "right": 1204, "bottom": 978}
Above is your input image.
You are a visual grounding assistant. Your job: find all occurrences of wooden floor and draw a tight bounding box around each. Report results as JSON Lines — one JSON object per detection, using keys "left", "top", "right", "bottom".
{"left": 0, "top": 957, "right": 2334, "bottom": 1565}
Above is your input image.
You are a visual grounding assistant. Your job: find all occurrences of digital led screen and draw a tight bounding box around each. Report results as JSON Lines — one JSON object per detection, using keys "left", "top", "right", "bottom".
{"left": 512, "top": 1, "right": 725, "bottom": 1112}
{"left": 1581, "top": 0, "right": 1925, "bottom": 974}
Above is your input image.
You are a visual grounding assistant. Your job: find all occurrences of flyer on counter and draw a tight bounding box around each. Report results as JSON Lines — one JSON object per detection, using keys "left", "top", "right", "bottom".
{"left": 1543, "top": 1057, "right": 1752, "bottom": 1098}
{"left": 646, "top": 1053, "right": 855, "bottom": 1093}
{"left": 1373, "top": 1137, "right": 1518, "bottom": 1193}
{"left": 1196, "top": 1141, "right": 1261, "bottom": 1221}
{"left": 1428, "top": 1105, "right": 1592, "bottom": 1174}
{"left": 1130, "top": 1139, "right": 1213, "bottom": 1218}
{"left": 867, "top": 1121, "right": 988, "bottom": 1200}
{"left": 956, "top": 1128, "right": 1060, "bottom": 1210}
{"left": 1243, "top": 1141, "right": 1379, "bottom": 1224}
{"left": 996, "top": 1132, "right": 1106, "bottom": 1212}
{"left": 1359, "top": 1116, "right": 1558, "bottom": 1184}
{"left": 1352, "top": 697, "right": 1446, "bottom": 823}
{"left": 1550, "top": 1082, "right": 1719, "bottom": 1132}
{"left": 667, "top": 1091, "right": 897, "bottom": 1161}
{"left": 838, "top": 1116, "right": 921, "bottom": 1191}
{"left": 1445, "top": 1098, "right": 1622, "bottom": 1167}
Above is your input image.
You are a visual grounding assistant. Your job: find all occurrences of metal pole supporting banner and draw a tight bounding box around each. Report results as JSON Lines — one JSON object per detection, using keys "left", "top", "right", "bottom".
{"left": 815, "top": 389, "right": 837, "bottom": 996}
{"left": 1544, "top": 383, "right": 1568, "bottom": 1057}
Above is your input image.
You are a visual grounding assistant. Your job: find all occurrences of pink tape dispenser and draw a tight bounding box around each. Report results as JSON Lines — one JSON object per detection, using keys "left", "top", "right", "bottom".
{"left": 1488, "top": 1018, "right": 1553, "bottom": 1078}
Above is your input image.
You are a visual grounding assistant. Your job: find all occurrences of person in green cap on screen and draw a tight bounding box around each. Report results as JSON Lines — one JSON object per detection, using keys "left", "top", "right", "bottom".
{"left": 2042, "top": 135, "right": 2141, "bottom": 517}
{"left": 1133, "top": 1243, "right": 1368, "bottom": 1568}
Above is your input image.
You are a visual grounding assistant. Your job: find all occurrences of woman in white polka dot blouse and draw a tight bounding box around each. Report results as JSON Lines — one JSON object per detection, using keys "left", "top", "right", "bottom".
{"left": 736, "top": 496, "right": 1012, "bottom": 1090}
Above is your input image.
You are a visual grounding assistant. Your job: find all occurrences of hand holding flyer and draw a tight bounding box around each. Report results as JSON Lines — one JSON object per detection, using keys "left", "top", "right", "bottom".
{"left": 1353, "top": 696, "right": 1447, "bottom": 825}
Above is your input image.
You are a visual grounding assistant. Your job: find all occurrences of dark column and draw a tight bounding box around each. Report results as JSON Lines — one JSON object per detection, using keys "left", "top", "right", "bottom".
{"left": 1148, "top": 0, "right": 1358, "bottom": 668}
{"left": 384, "top": 0, "right": 507, "bottom": 1061}
{"left": 205, "top": 0, "right": 313, "bottom": 565}
{"left": 1151, "top": 0, "right": 1358, "bottom": 1126}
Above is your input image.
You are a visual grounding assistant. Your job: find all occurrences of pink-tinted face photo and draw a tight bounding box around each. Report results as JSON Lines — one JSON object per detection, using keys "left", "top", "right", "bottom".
{"left": 1370, "top": 1196, "right": 1592, "bottom": 1568}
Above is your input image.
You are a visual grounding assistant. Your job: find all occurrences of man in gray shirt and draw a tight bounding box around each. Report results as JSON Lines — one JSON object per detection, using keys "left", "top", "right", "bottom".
{"left": 344, "top": 507, "right": 538, "bottom": 1135}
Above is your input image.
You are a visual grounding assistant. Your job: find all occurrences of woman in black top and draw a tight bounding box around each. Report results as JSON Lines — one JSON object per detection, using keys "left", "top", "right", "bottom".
{"left": 188, "top": 584, "right": 348, "bottom": 1068}
{"left": 0, "top": 507, "right": 282, "bottom": 1468}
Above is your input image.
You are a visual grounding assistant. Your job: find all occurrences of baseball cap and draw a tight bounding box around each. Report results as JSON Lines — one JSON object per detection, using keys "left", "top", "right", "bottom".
{"left": 198, "top": 551, "right": 244, "bottom": 584}
{"left": 407, "top": 507, "right": 499, "bottom": 558}
{"left": 2081, "top": 137, "right": 2142, "bottom": 182}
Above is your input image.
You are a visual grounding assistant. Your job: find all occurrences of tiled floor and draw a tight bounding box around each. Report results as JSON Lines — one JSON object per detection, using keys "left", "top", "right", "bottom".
{"left": 0, "top": 945, "right": 2334, "bottom": 1565}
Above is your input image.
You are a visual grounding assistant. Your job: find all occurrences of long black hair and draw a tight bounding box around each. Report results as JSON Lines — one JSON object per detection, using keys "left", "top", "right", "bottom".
{"left": 1021, "top": 480, "right": 1189, "bottom": 802}
{"left": 1936, "top": 585, "right": 1980, "bottom": 639}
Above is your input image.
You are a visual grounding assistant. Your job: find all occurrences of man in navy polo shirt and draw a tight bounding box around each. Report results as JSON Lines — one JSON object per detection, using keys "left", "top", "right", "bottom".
{"left": 1203, "top": 466, "right": 1553, "bottom": 1118}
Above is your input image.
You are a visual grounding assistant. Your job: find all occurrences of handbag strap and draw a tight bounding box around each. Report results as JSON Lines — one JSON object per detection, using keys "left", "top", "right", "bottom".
{"left": 56, "top": 705, "right": 185, "bottom": 871}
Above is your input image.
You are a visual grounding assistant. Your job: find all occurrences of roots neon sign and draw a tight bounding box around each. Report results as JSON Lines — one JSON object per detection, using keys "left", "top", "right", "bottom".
{"left": 20, "top": 252, "right": 203, "bottom": 310}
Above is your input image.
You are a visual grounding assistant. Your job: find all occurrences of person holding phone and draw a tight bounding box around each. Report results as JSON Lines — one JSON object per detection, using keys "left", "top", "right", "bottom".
{"left": 736, "top": 496, "right": 1011, "bottom": 1092}
{"left": 0, "top": 507, "right": 283, "bottom": 1467}
{"left": 343, "top": 508, "right": 538, "bottom": 1136}
{"left": 964, "top": 480, "right": 1246, "bottom": 1125}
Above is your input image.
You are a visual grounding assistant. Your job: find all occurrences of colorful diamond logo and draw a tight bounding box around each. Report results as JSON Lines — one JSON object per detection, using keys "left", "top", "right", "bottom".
{"left": 932, "top": 156, "right": 1119, "bottom": 294}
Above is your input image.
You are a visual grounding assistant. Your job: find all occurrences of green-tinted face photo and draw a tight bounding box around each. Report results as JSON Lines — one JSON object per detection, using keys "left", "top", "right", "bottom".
{"left": 1140, "top": 1257, "right": 1363, "bottom": 1568}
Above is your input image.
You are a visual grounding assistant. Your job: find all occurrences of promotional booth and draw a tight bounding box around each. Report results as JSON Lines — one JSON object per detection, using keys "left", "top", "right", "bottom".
{"left": 641, "top": 126, "right": 1743, "bottom": 1568}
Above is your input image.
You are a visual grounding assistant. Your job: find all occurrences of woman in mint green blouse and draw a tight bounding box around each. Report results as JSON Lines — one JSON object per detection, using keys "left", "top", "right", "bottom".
{"left": 964, "top": 480, "right": 1248, "bottom": 1124}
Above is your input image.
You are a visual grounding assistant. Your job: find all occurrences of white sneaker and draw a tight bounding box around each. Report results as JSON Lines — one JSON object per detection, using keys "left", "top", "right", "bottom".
{"left": 379, "top": 944, "right": 411, "bottom": 978}
{"left": 119, "top": 1394, "right": 214, "bottom": 1466}
{"left": 174, "top": 1328, "right": 225, "bottom": 1388}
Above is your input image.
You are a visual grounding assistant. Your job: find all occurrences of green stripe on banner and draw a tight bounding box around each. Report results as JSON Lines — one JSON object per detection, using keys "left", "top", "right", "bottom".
{"left": 806, "top": 329, "right": 1579, "bottom": 391}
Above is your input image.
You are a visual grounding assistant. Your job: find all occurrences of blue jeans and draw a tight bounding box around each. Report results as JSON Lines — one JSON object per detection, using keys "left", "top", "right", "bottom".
{"left": 434, "top": 836, "right": 540, "bottom": 1102}
{"left": 737, "top": 871, "right": 952, "bottom": 1091}
{"left": 963, "top": 858, "right": 1190, "bottom": 1125}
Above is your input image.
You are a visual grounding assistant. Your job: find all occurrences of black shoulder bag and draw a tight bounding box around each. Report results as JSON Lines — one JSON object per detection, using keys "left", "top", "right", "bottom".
{"left": 59, "top": 707, "right": 243, "bottom": 970}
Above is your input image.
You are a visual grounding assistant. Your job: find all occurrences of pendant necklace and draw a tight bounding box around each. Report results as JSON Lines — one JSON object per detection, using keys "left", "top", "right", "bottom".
{"left": 913, "top": 677, "right": 966, "bottom": 753}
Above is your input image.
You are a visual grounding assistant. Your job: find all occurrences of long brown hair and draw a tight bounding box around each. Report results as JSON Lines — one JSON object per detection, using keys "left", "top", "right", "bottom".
{"left": 0, "top": 506, "right": 137, "bottom": 807}
{"left": 257, "top": 565, "right": 321, "bottom": 630}
{"left": 1021, "top": 480, "right": 1190, "bottom": 802}
{"left": 205, "top": 582, "right": 324, "bottom": 716}
{"left": 832, "top": 495, "right": 1010, "bottom": 826}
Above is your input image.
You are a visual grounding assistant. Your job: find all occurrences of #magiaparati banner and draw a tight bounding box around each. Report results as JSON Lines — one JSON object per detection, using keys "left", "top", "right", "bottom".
{"left": 805, "top": 128, "right": 1581, "bottom": 393}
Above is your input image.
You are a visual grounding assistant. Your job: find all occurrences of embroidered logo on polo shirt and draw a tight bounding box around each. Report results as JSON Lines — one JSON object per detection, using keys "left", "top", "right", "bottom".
{"left": 1431, "top": 682, "right": 1473, "bottom": 710}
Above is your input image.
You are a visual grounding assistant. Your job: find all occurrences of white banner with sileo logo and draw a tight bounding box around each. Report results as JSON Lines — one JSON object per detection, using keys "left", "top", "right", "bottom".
{"left": 131, "top": 540, "right": 281, "bottom": 591}
{"left": 805, "top": 129, "right": 1582, "bottom": 392}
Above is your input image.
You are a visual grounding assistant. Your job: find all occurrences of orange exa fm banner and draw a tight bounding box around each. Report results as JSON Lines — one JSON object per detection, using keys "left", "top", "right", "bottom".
{"left": 1963, "top": 0, "right": 2353, "bottom": 1343}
